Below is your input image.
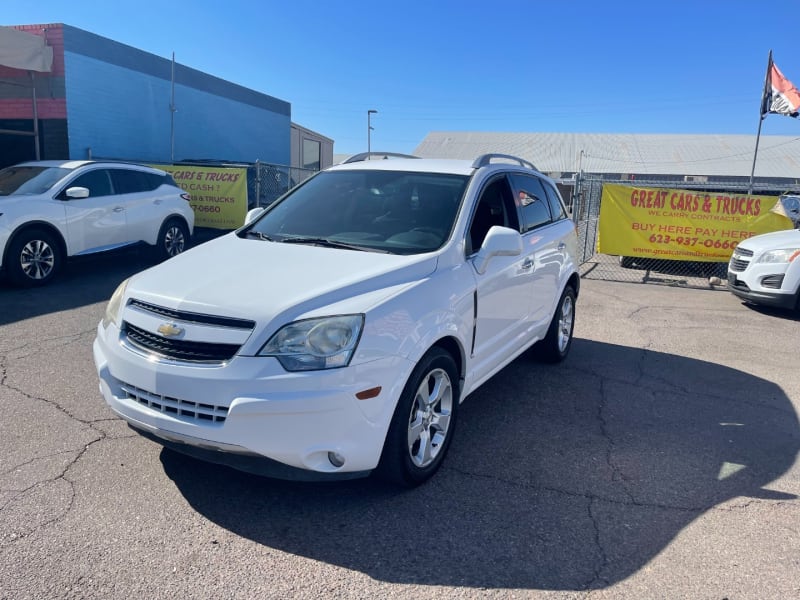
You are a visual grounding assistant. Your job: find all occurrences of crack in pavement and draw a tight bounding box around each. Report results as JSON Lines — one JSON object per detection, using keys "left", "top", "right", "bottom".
{"left": 584, "top": 498, "right": 610, "bottom": 590}
{"left": 0, "top": 342, "right": 111, "bottom": 543}
{"left": 1, "top": 328, "right": 97, "bottom": 360}
{"left": 1, "top": 436, "right": 106, "bottom": 544}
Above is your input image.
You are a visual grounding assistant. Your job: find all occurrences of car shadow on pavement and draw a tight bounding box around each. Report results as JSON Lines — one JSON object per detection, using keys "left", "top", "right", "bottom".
{"left": 160, "top": 339, "right": 799, "bottom": 591}
{"left": 0, "top": 229, "right": 227, "bottom": 326}
{"left": 736, "top": 301, "right": 800, "bottom": 321}
{"left": 0, "top": 249, "right": 153, "bottom": 326}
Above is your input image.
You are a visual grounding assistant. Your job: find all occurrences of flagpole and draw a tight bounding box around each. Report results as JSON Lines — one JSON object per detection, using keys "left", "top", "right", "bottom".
{"left": 748, "top": 50, "right": 773, "bottom": 195}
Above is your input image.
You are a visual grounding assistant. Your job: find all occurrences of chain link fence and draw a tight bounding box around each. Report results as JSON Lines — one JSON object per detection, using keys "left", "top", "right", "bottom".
{"left": 572, "top": 175, "right": 800, "bottom": 290}
{"left": 249, "top": 161, "right": 316, "bottom": 208}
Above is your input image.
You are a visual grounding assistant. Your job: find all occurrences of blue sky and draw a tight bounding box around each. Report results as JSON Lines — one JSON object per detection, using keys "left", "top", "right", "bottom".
{"left": 5, "top": 1, "right": 800, "bottom": 155}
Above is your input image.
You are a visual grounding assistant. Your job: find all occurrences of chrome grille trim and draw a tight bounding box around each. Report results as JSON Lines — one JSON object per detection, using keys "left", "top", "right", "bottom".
{"left": 129, "top": 299, "right": 255, "bottom": 329}
{"left": 123, "top": 322, "right": 241, "bottom": 363}
{"left": 733, "top": 247, "right": 754, "bottom": 257}
{"left": 120, "top": 382, "right": 228, "bottom": 423}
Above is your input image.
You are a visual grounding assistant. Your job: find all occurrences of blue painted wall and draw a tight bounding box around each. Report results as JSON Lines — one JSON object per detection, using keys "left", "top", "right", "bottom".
{"left": 62, "top": 25, "right": 290, "bottom": 165}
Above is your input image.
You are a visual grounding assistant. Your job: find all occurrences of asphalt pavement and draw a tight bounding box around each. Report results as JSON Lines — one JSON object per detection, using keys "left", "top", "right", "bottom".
{"left": 1, "top": 245, "right": 798, "bottom": 599}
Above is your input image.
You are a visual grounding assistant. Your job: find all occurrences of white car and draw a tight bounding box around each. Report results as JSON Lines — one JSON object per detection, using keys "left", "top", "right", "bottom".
{"left": 93, "top": 153, "right": 580, "bottom": 486}
{"left": 0, "top": 160, "right": 195, "bottom": 286}
{"left": 728, "top": 227, "right": 800, "bottom": 310}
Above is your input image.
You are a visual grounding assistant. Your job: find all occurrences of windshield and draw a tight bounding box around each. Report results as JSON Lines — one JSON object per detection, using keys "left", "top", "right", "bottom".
{"left": 244, "top": 170, "right": 469, "bottom": 255}
{"left": 0, "top": 166, "right": 71, "bottom": 196}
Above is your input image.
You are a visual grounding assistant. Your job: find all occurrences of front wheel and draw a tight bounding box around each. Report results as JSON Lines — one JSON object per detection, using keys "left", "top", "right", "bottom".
{"left": 155, "top": 218, "right": 189, "bottom": 261}
{"left": 534, "top": 285, "right": 576, "bottom": 363}
{"left": 376, "top": 347, "right": 459, "bottom": 487}
{"left": 6, "top": 228, "right": 63, "bottom": 287}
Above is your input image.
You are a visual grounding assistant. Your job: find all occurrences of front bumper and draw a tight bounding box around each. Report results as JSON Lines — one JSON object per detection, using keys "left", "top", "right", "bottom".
{"left": 727, "top": 272, "right": 798, "bottom": 310}
{"left": 93, "top": 323, "right": 413, "bottom": 478}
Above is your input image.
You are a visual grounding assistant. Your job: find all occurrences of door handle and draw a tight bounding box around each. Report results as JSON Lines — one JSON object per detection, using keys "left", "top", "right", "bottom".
{"left": 558, "top": 242, "right": 566, "bottom": 250}
{"left": 521, "top": 257, "right": 534, "bottom": 269}
{"left": 112, "top": 206, "right": 125, "bottom": 212}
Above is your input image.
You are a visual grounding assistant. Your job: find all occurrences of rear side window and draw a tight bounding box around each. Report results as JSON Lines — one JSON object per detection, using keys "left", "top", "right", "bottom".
{"left": 542, "top": 180, "right": 568, "bottom": 221}
{"left": 164, "top": 174, "right": 180, "bottom": 188}
{"left": 508, "top": 173, "right": 552, "bottom": 232}
{"left": 110, "top": 169, "right": 160, "bottom": 194}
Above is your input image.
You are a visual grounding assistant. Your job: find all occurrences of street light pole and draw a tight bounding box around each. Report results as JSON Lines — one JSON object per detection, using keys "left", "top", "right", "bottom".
{"left": 367, "top": 109, "right": 377, "bottom": 158}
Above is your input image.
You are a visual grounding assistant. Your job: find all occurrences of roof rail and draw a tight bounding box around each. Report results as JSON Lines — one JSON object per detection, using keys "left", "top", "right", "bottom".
{"left": 471, "top": 153, "right": 537, "bottom": 171}
{"left": 342, "top": 152, "right": 420, "bottom": 163}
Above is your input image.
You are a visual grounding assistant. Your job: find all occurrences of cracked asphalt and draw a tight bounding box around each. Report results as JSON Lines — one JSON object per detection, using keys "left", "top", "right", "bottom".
{"left": 1, "top": 248, "right": 799, "bottom": 599}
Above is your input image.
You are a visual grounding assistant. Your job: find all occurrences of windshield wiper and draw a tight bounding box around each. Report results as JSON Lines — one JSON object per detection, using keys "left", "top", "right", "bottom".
{"left": 246, "top": 231, "right": 274, "bottom": 241}
{"left": 279, "top": 236, "right": 387, "bottom": 253}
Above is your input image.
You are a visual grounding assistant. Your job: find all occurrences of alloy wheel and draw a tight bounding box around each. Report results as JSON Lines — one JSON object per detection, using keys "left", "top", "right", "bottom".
{"left": 20, "top": 239, "right": 55, "bottom": 280}
{"left": 164, "top": 226, "right": 186, "bottom": 256}
{"left": 407, "top": 367, "right": 453, "bottom": 468}
{"left": 558, "top": 294, "right": 574, "bottom": 353}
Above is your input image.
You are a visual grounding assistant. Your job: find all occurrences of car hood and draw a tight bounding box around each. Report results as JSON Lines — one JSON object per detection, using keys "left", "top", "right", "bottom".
{"left": 0, "top": 193, "right": 46, "bottom": 203}
{"left": 126, "top": 232, "right": 438, "bottom": 321}
{"left": 738, "top": 228, "right": 800, "bottom": 251}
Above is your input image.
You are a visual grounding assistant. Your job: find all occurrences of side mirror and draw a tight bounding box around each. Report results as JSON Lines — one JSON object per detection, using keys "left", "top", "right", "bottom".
{"left": 472, "top": 225, "right": 523, "bottom": 274}
{"left": 244, "top": 207, "right": 265, "bottom": 225}
{"left": 65, "top": 186, "right": 90, "bottom": 199}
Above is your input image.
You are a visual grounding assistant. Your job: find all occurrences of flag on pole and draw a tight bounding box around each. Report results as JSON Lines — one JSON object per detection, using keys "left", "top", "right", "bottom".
{"left": 761, "top": 58, "right": 800, "bottom": 118}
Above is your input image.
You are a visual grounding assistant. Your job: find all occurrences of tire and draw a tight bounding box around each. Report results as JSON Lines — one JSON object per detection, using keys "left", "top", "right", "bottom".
{"left": 155, "top": 218, "right": 189, "bottom": 261}
{"left": 6, "top": 228, "right": 63, "bottom": 287}
{"left": 534, "top": 285, "right": 576, "bottom": 363}
{"left": 376, "top": 347, "right": 459, "bottom": 487}
{"left": 619, "top": 255, "right": 635, "bottom": 268}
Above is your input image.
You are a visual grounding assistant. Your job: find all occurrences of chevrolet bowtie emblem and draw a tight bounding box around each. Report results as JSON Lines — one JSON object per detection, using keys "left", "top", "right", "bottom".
{"left": 157, "top": 323, "right": 183, "bottom": 337}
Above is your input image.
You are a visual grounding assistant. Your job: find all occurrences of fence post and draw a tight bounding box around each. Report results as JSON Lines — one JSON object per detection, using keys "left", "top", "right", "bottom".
{"left": 254, "top": 159, "right": 262, "bottom": 208}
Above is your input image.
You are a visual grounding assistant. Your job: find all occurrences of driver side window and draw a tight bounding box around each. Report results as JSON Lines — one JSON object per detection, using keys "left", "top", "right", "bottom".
{"left": 467, "top": 176, "right": 517, "bottom": 255}
{"left": 59, "top": 169, "right": 113, "bottom": 199}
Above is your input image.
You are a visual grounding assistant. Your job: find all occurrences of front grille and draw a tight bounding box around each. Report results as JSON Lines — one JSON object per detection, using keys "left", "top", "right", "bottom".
{"left": 761, "top": 274, "right": 785, "bottom": 289}
{"left": 734, "top": 247, "right": 754, "bottom": 257}
{"left": 123, "top": 322, "right": 240, "bottom": 362}
{"left": 120, "top": 382, "right": 228, "bottom": 423}
{"left": 729, "top": 257, "right": 750, "bottom": 272}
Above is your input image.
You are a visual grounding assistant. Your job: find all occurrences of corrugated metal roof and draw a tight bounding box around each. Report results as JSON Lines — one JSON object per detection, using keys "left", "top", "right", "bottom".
{"left": 413, "top": 132, "right": 800, "bottom": 179}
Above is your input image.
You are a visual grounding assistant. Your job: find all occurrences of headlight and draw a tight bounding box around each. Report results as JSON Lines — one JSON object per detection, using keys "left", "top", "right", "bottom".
{"left": 258, "top": 315, "right": 364, "bottom": 371}
{"left": 102, "top": 278, "right": 129, "bottom": 328}
{"left": 757, "top": 248, "right": 800, "bottom": 264}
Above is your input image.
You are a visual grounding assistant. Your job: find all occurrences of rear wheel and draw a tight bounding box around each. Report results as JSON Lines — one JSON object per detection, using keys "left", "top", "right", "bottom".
{"left": 534, "top": 285, "right": 576, "bottom": 363}
{"left": 6, "top": 228, "right": 63, "bottom": 287}
{"left": 376, "top": 347, "right": 459, "bottom": 487}
{"left": 155, "top": 218, "right": 189, "bottom": 261}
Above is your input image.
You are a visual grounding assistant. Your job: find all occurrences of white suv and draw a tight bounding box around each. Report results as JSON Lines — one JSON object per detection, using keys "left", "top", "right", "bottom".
{"left": 0, "top": 160, "right": 195, "bottom": 286}
{"left": 93, "top": 153, "right": 580, "bottom": 486}
{"left": 728, "top": 227, "right": 800, "bottom": 310}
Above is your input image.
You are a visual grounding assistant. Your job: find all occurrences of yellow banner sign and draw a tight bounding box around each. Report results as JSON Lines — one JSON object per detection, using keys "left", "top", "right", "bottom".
{"left": 154, "top": 165, "right": 248, "bottom": 229}
{"left": 598, "top": 183, "right": 794, "bottom": 261}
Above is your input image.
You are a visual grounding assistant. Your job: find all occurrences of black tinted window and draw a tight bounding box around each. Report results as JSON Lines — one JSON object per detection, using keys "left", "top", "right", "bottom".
{"left": 542, "top": 180, "right": 567, "bottom": 221}
{"left": 467, "top": 175, "right": 518, "bottom": 254}
{"left": 509, "top": 173, "right": 552, "bottom": 232}
{"left": 66, "top": 169, "right": 113, "bottom": 197}
{"left": 110, "top": 169, "right": 153, "bottom": 194}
